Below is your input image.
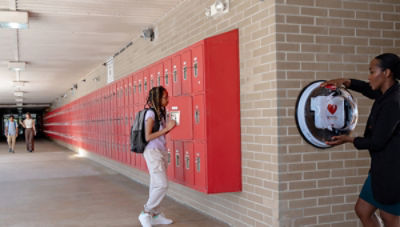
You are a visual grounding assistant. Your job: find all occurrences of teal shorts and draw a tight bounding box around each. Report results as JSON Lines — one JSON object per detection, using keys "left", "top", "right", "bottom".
{"left": 360, "top": 175, "right": 400, "bottom": 216}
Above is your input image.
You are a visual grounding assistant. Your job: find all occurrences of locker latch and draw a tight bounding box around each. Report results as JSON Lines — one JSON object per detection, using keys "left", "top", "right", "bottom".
{"left": 195, "top": 107, "right": 200, "bottom": 124}
{"left": 175, "top": 151, "right": 180, "bottom": 167}
{"left": 194, "top": 57, "right": 198, "bottom": 78}
{"left": 185, "top": 152, "right": 190, "bottom": 170}
{"left": 195, "top": 156, "right": 201, "bottom": 172}
{"left": 165, "top": 70, "right": 169, "bottom": 85}
{"left": 183, "top": 62, "right": 187, "bottom": 80}
{"left": 173, "top": 65, "right": 177, "bottom": 83}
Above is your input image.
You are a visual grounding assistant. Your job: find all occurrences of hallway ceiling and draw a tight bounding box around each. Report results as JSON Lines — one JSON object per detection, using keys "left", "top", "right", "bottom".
{"left": 0, "top": 0, "right": 182, "bottom": 107}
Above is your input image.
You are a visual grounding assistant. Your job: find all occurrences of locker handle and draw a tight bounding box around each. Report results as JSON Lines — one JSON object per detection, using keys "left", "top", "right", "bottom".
{"left": 173, "top": 67, "right": 177, "bottom": 83}
{"left": 150, "top": 79, "right": 154, "bottom": 88}
{"left": 195, "top": 108, "right": 200, "bottom": 124}
{"left": 165, "top": 70, "right": 169, "bottom": 85}
{"left": 194, "top": 59, "right": 198, "bottom": 78}
{"left": 185, "top": 152, "right": 190, "bottom": 170}
{"left": 183, "top": 64, "right": 187, "bottom": 80}
{"left": 167, "top": 151, "right": 171, "bottom": 164}
{"left": 195, "top": 156, "right": 201, "bottom": 172}
{"left": 175, "top": 151, "right": 180, "bottom": 167}
{"left": 139, "top": 82, "right": 142, "bottom": 93}
{"left": 144, "top": 79, "right": 148, "bottom": 91}
{"left": 157, "top": 72, "right": 161, "bottom": 86}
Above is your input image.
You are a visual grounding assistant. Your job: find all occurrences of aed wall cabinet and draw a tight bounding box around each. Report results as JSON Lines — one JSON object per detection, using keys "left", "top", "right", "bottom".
{"left": 43, "top": 29, "right": 241, "bottom": 194}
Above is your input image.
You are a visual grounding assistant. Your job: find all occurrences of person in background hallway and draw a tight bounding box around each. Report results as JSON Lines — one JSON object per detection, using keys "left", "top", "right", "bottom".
{"left": 138, "top": 86, "right": 176, "bottom": 227}
{"left": 321, "top": 53, "right": 400, "bottom": 227}
{"left": 19, "top": 112, "right": 36, "bottom": 152}
{"left": 4, "top": 115, "right": 18, "bottom": 153}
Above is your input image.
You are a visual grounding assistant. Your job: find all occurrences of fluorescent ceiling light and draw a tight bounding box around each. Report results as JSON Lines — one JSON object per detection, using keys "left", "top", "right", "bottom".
{"left": 13, "top": 80, "right": 26, "bottom": 87}
{"left": 15, "top": 97, "right": 23, "bottom": 102}
{"left": 16, "top": 102, "right": 23, "bottom": 106}
{"left": 14, "top": 91, "right": 24, "bottom": 97}
{"left": 0, "top": 10, "right": 29, "bottom": 29}
{"left": 8, "top": 61, "right": 26, "bottom": 71}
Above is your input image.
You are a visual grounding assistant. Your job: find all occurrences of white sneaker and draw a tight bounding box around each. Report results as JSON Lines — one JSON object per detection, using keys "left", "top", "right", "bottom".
{"left": 151, "top": 213, "right": 173, "bottom": 225}
{"left": 138, "top": 212, "right": 152, "bottom": 227}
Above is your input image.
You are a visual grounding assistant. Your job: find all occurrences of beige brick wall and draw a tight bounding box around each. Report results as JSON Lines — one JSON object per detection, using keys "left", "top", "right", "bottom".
{"left": 51, "top": 0, "right": 400, "bottom": 226}
{"left": 276, "top": 0, "right": 400, "bottom": 226}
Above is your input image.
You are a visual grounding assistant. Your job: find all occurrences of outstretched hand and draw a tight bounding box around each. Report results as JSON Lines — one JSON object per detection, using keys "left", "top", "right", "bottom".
{"left": 320, "top": 78, "right": 351, "bottom": 88}
{"left": 325, "top": 135, "right": 354, "bottom": 146}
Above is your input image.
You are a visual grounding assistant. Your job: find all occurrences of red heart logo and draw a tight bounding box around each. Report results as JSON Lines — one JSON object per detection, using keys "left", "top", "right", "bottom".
{"left": 327, "top": 104, "right": 337, "bottom": 114}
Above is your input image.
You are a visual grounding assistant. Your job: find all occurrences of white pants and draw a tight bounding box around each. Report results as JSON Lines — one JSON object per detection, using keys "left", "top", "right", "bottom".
{"left": 143, "top": 148, "right": 168, "bottom": 215}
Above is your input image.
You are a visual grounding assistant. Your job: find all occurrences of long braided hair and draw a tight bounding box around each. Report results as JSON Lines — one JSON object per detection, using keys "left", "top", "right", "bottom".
{"left": 146, "top": 86, "right": 166, "bottom": 121}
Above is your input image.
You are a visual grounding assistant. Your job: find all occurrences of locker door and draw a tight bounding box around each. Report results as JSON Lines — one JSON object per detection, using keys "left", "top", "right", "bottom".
{"left": 156, "top": 62, "right": 164, "bottom": 87}
{"left": 194, "top": 142, "right": 206, "bottom": 191}
{"left": 149, "top": 66, "right": 156, "bottom": 89}
{"left": 124, "top": 77, "right": 129, "bottom": 108}
{"left": 184, "top": 141, "right": 194, "bottom": 187}
{"left": 191, "top": 43, "right": 205, "bottom": 93}
{"left": 137, "top": 72, "right": 144, "bottom": 105}
{"left": 143, "top": 70, "right": 149, "bottom": 101}
{"left": 181, "top": 50, "right": 192, "bottom": 95}
{"left": 133, "top": 75, "right": 138, "bottom": 105}
{"left": 163, "top": 58, "right": 173, "bottom": 96}
{"left": 166, "top": 140, "right": 175, "bottom": 180}
{"left": 193, "top": 94, "right": 206, "bottom": 140}
{"left": 128, "top": 75, "right": 133, "bottom": 107}
{"left": 174, "top": 141, "right": 184, "bottom": 183}
{"left": 172, "top": 54, "right": 181, "bottom": 96}
{"left": 167, "top": 96, "right": 193, "bottom": 140}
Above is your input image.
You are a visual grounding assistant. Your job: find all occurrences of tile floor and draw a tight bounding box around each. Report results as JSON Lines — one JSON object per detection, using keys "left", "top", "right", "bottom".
{"left": 0, "top": 139, "right": 228, "bottom": 227}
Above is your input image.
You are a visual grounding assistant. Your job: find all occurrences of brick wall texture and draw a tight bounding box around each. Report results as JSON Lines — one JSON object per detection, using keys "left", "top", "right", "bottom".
{"left": 52, "top": 0, "right": 400, "bottom": 226}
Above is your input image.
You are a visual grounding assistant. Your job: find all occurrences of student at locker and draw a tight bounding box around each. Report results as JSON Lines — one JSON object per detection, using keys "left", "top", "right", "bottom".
{"left": 321, "top": 53, "right": 400, "bottom": 226}
{"left": 19, "top": 112, "right": 36, "bottom": 152}
{"left": 138, "top": 86, "right": 176, "bottom": 227}
{"left": 4, "top": 115, "right": 18, "bottom": 153}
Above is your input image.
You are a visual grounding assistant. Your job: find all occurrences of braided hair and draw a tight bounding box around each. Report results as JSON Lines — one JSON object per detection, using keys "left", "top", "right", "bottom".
{"left": 146, "top": 86, "right": 166, "bottom": 121}
{"left": 375, "top": 53, "right": 400, "bottom": 80}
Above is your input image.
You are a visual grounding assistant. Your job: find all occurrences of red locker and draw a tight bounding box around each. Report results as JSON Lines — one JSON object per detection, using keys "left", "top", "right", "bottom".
{"left": 143, "top": 69, "right": 149, "bottom": 99}
{"left": 167, "top": 96, "right": 193, "bottom": 140}
{"left": 181, "top": 50, "right": 192, "bottom": 95}
{"left": 192, "top": 94, "right": 206, "bottom": 140}
{"left": 128, "top": 75, "right": 133, "bottom": 107}
{"left": 174, "top": 141, "right": 184, "bottom": 183}
{"left": 184, "top": 141, "right": 194, "bottom": 186}
{"left": 156, "top": 62, "right": 163, "bottom": 87}
{"left": 166, "top": 141, "right": 174, "bottom": 180}
{"left": 163, "top": 58, "right": 173, "bottom": 96}
{"left": 194, "top": 142, "right": 206, "bottom": 191}
{"left": 137, "top": 72, "right": 144, "bottom": 105}
{"left": 191, "top": 43, "right": 205, "bottom": 93}
{"left": 172, "top": 54, "right": 181, "bottom": 96}
{"left": 124, "top": 77, "right": 129, "bottom": 109}
{"left": 149, "top": 66, "right": 155, "bottom": 89}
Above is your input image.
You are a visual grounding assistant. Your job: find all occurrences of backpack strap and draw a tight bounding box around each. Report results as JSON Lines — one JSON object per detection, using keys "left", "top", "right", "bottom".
{"left": 147, "top": 108, "right": 161, "bottom": 133}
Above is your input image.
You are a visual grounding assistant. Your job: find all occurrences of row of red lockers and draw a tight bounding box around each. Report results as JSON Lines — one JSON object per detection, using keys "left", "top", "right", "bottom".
{"left": 44, "top": 29, "right": 241, "bottom": 194}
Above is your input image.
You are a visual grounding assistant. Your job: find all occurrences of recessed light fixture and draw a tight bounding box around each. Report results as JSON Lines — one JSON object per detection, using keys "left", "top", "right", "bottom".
{"left": 13, "top": 80, "right": 26, "bottom": 87}
{"left": 8, "top": 61, "right": 26, "bottom": 71}
{"left": 0, "top": 10, "right": 29, "bottom": 29}
{"left": 14, "top": 91, "right": 24, "bottom": 97}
